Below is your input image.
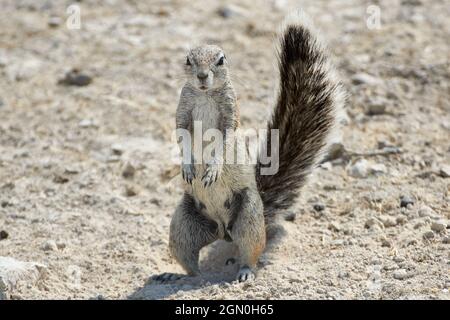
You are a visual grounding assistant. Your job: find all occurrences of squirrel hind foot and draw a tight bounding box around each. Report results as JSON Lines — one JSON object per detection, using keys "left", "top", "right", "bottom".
{"left": 236, "top": 266, "right": 256, "bottom": 282}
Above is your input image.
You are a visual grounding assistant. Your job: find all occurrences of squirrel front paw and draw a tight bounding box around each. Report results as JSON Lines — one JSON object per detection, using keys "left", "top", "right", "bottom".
{"left": 201, "top": 163, "right": 221, "bottom": 187}
{"left": 181, "top": 163, "right": 196, "bottom": 184}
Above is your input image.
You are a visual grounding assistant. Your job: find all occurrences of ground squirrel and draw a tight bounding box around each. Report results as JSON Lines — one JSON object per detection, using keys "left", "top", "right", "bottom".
{"left": 153, "top": 11, "right": 345, "bottom": 283}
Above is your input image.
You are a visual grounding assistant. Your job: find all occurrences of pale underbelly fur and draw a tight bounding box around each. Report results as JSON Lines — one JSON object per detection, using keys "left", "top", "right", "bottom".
{"left": 188, "top": 98, "right": 255, "bottom": 237}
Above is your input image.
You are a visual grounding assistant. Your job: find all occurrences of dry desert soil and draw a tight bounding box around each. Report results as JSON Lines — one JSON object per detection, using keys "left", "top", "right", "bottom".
{"left": 0, "top": 0, "right": 449, "bottom": 299}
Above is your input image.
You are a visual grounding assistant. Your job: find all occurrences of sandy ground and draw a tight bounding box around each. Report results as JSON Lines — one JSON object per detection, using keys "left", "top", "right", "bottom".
{"left": 0, "top": 0, "right": 449, "bottom": 300}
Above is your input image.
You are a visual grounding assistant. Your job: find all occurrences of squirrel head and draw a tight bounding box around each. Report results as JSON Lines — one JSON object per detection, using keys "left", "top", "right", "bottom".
{"left": 184, "top": 45, "right": 229, "bottom": 92}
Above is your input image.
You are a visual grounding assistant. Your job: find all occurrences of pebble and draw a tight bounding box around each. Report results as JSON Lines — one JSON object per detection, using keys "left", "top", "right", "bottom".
{"left": 284, "top": 212, "right": 296, "bottom": 222}
{"left": 6, "top": 58, "right": 42, "bottom": 81}
{"left": 324, "top": 143, "right": 347, "bottom": 161}
{"left": 347, "top": 159, "right": 369, "bottom": 178}
{"left": 48, "top": 16, "right": 62, "bottom": 28}
{"left": 368, "top": 163, "right": 386, "bottom": 176}
{"left": 347, "top": 160, "right": 385, "bottom": 178}
{"left": 381, "top": 216, "right": 397, "bottom": 228}
{"left": 414, "top": 221, "right": 425, "bottom": 229}
{"left": 328, "top": 222, "right": 341, "bottom": 232}
{"left": 124, "top": 185, "right": 138, "bottom": 197}
{"left": 316, "top": 288, "right": 326, "bottom": 294}
{"left": 53, "top": 174, "right": 69, "bottom": 184}
{"left": 443, "top": 236, "right": 450, "bottom": 244}
{"left": 366, "top": 98, "right": 387, "bottom": 116}
{"left": 381, "top": 238, "right": 392, "bottom": 247}
{"left": 396, "top": 216, "right": 407, "bottom": 225}
{"left": 56, "top": 241, "right": 67, "bottom": 250}
{"left": 365, "top": 218, "right": 383, "bottom": 229}
{"left": 216, "top": 5, "right": 246, "bottom": 18}
{"left": 393, "top": 269, "right": 411, "bottom": 280}
{"left": 64, "top": 166, "right": 80, "bottom": 174}
{"left": 337, "top": 271, "right": 350, "bottom": 279}
{"left": 58, "top": 69, "right": 92, "bottom": 86}
{"left": 78, "top": 119, "right": 97, "bottom": 128}
{"left": 272, "top": 0, "right": 287, "bottom": 11}
{"left": 418, "top": 205, "right": 435, "bottom": 217}
{"left": 0, "top": 230, "right": 8, "bottom": 240}
{"left": 330, "top": 239, "right": 346, "bottom": 246}
{"left": 400, "top": 195, "right": 414, "bottom": 208}
{"left": 217, "top": 6, "right": 234, "bottom": 18}
{"left": 351, "top": 73, "right": 382, "bottom": 86}
{"left": 42, "top": 240, "right": 58, "bottom": 251}
{"left": 423, "top": 231, "right": 435, "bottom": 240}
{"left": 313, "top": 203, "right": 325, "bottom": 212}
{"left": 122, "top": 162, "right": 136, "bottom": 178}
{"left": 439, "top": 165, "right": 450, "bottom": 178}
{"left": 430, "top": 221, "right": 447, "bottom": 232}
{"left": 111, "top": 144, "right": 125, "bottom": 156}
{"left": 370, "top": 257, "right": 382, "bottom": 265}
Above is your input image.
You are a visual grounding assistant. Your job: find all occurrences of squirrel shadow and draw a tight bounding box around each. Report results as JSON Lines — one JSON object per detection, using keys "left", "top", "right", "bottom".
{"left": 128, "top": 240, "right": 238, "bottom": 300}
{"left": 128, "top": 223, "right": 286, "bottom": 300}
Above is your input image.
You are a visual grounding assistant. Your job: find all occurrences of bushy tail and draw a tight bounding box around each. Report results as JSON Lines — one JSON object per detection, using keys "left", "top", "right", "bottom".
{"left": 256, "top": 11, "right": 345, "bottom": 221}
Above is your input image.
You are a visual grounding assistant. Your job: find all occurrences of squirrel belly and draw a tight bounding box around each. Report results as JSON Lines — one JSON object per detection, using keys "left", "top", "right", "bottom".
{"left": 151, "top": 10, "right": 345, "bottom": 284}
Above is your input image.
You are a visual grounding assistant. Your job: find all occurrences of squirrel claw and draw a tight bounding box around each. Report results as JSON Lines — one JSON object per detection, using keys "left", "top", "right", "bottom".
{"left": 181, "top": 163, "right": 195, "bottom": 185}
{"left": 236, "top": 266, "right": 255, "bottom": 282}
{"left": 201, "top": 164, "right": 220, "bottom": 187}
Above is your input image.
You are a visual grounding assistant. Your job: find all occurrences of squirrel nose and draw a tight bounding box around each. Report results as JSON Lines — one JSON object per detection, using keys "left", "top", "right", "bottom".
{"left": 197, "top": 71, "right": 208, "bottom": 80}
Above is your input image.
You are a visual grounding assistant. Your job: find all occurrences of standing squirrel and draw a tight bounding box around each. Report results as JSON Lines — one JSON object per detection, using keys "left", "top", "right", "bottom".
{"left": 153, "top": 11, "right": 345, "bottom": 283}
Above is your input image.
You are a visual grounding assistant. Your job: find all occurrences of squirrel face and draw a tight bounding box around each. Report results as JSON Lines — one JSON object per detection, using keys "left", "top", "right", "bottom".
{"left": 185, "top": 45, "right": 229, "bottom": 91}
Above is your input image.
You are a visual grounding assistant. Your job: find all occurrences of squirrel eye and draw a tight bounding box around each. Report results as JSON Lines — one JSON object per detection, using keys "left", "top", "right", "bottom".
{"left": 186, "top": 57, "right": 191, "bottom": 66}
{"left": 217, "top": 56, "right": 224, "bottom": 66}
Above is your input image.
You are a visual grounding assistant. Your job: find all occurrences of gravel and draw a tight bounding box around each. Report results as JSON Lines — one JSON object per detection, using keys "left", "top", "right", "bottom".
{"left": 0, "top": 0, "right": 448, "bottom": 300}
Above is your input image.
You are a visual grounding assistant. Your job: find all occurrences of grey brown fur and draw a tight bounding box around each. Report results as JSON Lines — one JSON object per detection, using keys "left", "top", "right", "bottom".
{"left": 152, "top": 12, "right": 345, "bottom": 283}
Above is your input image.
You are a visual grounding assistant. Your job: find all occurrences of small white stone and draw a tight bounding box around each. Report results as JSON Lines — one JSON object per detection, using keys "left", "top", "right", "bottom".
{"left": 393, "top": 269, "right": 410, "bottom": 280}
{"left": 368, "top": 163, "right": 387, "bottom": 176}
{"left": 418, "top": 205, "right": 436, "bottom": 218}
{"left": 0, "top": 257, "right": 46, "bottom": 291}
{"left": 351, "top": 73, "right": 382, "bottom": 86}
{"left": 347, "top": 159, "right": 369, "bottom": 178}
{"left": 439, "top": 165, "right": 450, "bottom": 178}
{"left": 78, "top": 119, "right": 94, "bottom": 128}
